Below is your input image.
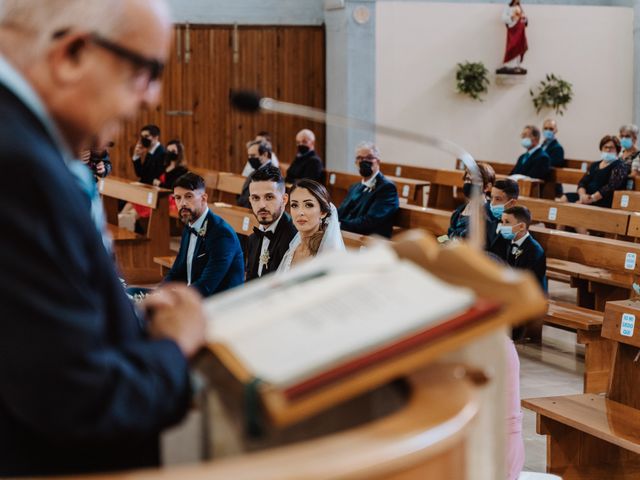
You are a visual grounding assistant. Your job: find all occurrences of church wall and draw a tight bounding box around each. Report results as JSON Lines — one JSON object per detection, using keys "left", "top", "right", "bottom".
{"left": 375, "top": 1, "right": 633, "bottom": 167}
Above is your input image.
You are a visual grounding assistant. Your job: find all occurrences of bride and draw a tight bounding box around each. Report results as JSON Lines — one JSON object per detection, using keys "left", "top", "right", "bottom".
{"left": 278, "top": 179, "right": 345, "bottom": 273}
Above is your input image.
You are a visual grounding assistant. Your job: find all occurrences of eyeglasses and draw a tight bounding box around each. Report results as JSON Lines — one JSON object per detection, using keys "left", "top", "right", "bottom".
{"left": 52, "top": 29, "right": 165, "bottom": 90}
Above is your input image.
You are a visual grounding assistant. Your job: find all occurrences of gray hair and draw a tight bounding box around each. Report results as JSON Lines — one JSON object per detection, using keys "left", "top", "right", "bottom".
{"left": 0, "top": 0, "right": 166, "bottom": 62}
{"left": 297, "top": 129, "right": 316, "bottom": 143}
{"left": 356, "top": 141, "right": 381, "bottom": 160}
{"left": 620, "top": 124, "right": 639, "bottom": 138}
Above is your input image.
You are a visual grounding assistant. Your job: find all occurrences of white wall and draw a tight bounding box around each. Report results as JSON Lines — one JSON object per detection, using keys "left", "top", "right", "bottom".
{"left": 376, "top": 2, "right": 633, "bottom": 168}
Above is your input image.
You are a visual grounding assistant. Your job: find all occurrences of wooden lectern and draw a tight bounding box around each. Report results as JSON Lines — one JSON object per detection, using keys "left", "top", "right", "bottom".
{"left": 58, "top": 230, "right": 547, "bottom": 480}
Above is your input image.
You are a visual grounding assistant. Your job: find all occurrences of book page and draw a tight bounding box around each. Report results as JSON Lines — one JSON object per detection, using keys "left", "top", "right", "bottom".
{"left": 204, "top": 246, "right": 475, "bottom": 388}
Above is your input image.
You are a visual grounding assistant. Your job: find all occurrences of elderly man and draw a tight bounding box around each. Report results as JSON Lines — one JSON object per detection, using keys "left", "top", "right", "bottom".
{"left": 285, "top": 128, "right": 324, "bottom": 183}
{"left": 0, "top": 0, "right": 206, "bottom": 476}
{"left": 337, "top": 142, "right": 399, "bottom": 238}
{"left": 509, "top": 125, "right": 551, "bottom": 181}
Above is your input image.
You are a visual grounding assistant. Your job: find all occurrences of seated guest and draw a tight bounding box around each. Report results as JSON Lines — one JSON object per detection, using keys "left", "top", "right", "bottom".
{"left": 564, "top": 135, "right": 628, "bottom": 210}
{"left": 278, "top": 179, "right": 345, "bottom": 273}
{"left": 238, "top": 140, "right": 275, "bottom": 208}
{"left": 166, "top": 173, "right": 244, "bottom": 297}
{"left": 158, "top": 140, "right": 188, "bottom": 190}
{"left": 241, "top": 131, "right": 280, "bottom": 176}
{"left": 541, "top": 119, "right": 565, "bottom": 198}
{"left": 497, "top": 206, "right": 547, "bottom": 293}
{"left": 488, "top": 178, "right": 520, "bottom": 255}
{"left": 448, "top": 162, "right": 495, "bottom": 245}
{"left": 285, "top": 129, "right": 323, "bottom": 184}
{"left": 509, "top": 125, "right": 551, "bottom": 180}
{"left": 619, "top": 124, "right": 640, "bottom": 177}
{"left": 132, "top": 124, "right": 165, "bottom": 185}
{"left": 337, "top": 142, "right": 399, "bottom": 238}
{"left": 246, "top": 166, "right": 297, "bottom": 280}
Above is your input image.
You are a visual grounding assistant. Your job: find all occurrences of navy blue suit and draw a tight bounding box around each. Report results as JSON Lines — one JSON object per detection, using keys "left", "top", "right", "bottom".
{"left": 0, "top": 85, "right": 191, "bottom": 476}
{"left": 542, "top": 138, "right": 565, "bottom": 168}
{"left": 337, "top": 173, "right": 399, "bottom": 238}
{"left": 165, "top": 210, "right": 244, "bottom": 297}
{"left": 510, "top": 147, "right": 551, "bottom": 180}
{"left": 506, "top": 235, "right": 548, "bottom": 293}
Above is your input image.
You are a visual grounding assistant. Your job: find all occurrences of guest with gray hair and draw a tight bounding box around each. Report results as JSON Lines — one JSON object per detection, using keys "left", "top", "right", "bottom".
{"left": 619, "top": 124, "right": 640, "bottom": 177}
{"left": 285, "top": 128, "right": 324, "bottom": 183}
{"left": 337, "top": 141, "right": 399, "bottom": 238}
{"left": 0, "top": 0, "right": 207, "bottom": 475}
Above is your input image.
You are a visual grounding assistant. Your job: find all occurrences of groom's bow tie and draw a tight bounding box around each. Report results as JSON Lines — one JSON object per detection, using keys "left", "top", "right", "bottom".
{"left": 253, "top": 227, "right": 275, "bottom": 241}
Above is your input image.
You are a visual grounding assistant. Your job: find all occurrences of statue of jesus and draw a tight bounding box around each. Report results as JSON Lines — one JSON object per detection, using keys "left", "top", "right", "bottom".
{"left": 497, "top": 0, "right": 528, "bottom": 75}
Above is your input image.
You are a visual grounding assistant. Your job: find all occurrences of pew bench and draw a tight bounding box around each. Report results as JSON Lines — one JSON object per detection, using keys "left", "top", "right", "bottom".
{"left": 545, "top": 300, "right": 612, "bottom": 393}
{"left": 524, "top": 299, "right": 640, "bottom": 479}
{"left": 153, "top": 255, "right": 175, "bottom": 277}
{"left": 99, "top": 176, "right": 172, "bottom": 283}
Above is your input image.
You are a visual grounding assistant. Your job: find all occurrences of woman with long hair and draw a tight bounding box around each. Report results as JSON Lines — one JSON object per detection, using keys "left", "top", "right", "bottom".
{"left": 278, "top": 179, "right": 345, "bottom": 273}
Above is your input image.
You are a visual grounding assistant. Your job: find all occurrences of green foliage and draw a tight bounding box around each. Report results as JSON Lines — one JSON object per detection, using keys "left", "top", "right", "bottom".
{"left": 530, "top": 74, "right": 573, "bottom": 116}
{"left": 455, "top": 61, "right": 490, "bottom": 101}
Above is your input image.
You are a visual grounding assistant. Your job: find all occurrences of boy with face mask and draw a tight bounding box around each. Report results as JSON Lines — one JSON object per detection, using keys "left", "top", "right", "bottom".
{"left": 337, "top": 141, "right": 399, "bottom": 238}
{"left": 487, "top": 178, "right": 520, "bottom": 255}
{"left": 498, "top": 206, "right": 547, "bottom": 293}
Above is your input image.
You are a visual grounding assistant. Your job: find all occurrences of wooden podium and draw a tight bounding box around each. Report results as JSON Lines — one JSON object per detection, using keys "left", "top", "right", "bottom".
{"left": 59, "top": 231, "right": 547, "bottom": 480}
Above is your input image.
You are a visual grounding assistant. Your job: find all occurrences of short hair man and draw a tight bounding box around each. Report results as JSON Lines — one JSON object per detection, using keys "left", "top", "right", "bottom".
{"left": 541, "top": 119, "right": 565, "bottom": 197}
{"left": 337, "top": 142, "right": 399, "bottom": 238}
{"left": 0, "top": 0, "right": 207, "bottom": 475}
{"left": 237, "top": 139, "right": 274, "bottom": 208}
{"left": 245, "top": 165, "right": 297, "bottom": 280}
{"left": 498, "top": 206, "right": 547, "bottom": 293}
{"left": 509, "top": 125, "right": 551, "bottom": 180}
{"left": 166, "top": 173, "right": 245, "bottom": 296}
{"left": 487, "top": 178, "right": 520, "bottom": 255}
{"left": 133, "top": 123, "right": 166, "bottom": 185}
{"left": 285, "top": 128, "right": 324, "bottom": 184}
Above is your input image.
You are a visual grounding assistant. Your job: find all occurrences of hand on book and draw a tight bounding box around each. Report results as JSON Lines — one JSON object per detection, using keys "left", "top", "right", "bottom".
{"left": 143, "top": 284, "right": 207, "bottom": 358}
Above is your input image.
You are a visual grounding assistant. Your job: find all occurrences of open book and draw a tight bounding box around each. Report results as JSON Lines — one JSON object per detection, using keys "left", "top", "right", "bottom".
{"left": 204, "top": 245, "right": 497, "bottom": 399}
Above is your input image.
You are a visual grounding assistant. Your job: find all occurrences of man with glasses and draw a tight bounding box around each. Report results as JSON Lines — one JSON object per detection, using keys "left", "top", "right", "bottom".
{"left": 337, "top": 141, "right": 399, "bottom": 238}
{"left": 0, "top": 0, "right": 206, "bottom": 476}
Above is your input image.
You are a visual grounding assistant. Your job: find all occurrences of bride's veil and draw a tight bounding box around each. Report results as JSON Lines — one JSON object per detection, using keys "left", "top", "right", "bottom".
{"left": 318, "top": 203, "right": 345, "bottom": 253}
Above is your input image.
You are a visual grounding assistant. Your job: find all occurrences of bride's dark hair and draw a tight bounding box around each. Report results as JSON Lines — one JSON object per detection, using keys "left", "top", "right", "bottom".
{"left": 289, "top": 179, "right": 332, "bottom": 255}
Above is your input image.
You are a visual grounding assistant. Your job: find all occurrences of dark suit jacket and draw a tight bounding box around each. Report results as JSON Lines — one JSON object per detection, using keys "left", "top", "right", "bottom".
{"left": 165, "top": 210, "right": 244, "bottom": 297}
{"left": 0, "top": 84, "right": 191, "bottom": 476}
{"left": 245, "top": 213, "right": 298, "bottom": 281}
{"left": 505, "top": 234, "right": 548, "bottom": 293}
{"left": 448, "top": 201, "right": 498, "bottom": 249}
{"left": 337, "top": 173, "right": 399, "bottom": 238}
{"left": 133, "top": 144, "right": 166, "bottom": 185}
{"left": 285, "top": 150, "right": 324, "bottom": 184}
{"left": 542, "top": 138, "right": 565, "bottom": 168}
{"left": 510, "top": 147, "right": 551, "bottom": 180}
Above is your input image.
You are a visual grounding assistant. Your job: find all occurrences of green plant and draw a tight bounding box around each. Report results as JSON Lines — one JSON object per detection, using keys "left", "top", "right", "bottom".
{"left": 530, "top": 74, "right": 573, "bottom": 115}
{"left": 455, "top": 61, "right": 490, "bottom": 101}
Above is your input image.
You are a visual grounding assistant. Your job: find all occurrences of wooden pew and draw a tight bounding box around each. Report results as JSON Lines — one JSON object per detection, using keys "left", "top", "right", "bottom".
{"left": 394, "top": 204, "right": 451, "bottom": 236}
{"left": 564, "top": 158, "right": 594, "bottom": 171}
{"left": 613, "top": 190, "right": 640, "bottom": 212}
{"left": 99, "top": 177, "right": 172, "bottom": 283}
{"left": 523, "top": 299, "right": 640, "bottom": 478}
{"left": 325, "top": 170, "right": 428, "bottom": 207}
{"left": 215, "top": 173, "right": 246, "bottom": 204}
{"left": 518, "top": 196, "right": 631, "bottom": 237}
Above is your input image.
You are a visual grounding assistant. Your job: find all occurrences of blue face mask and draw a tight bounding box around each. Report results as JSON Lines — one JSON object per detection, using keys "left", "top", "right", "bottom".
{"left": 498, "top": 225, "right": 517, "bottom": 241}
{"left": 490, "top": 204, "right": 505, "bottom": 220}
{"left": 521, "top": 138, "right": 532, "bottom": 149}
{"left": 600, "top": 152, "right": 618, "bottom": 163}
{"left": 621, "top": 137, "right": 634, "bottom": 150}
{"left": 542, "top": 129, "right": 555, "bottom": 141}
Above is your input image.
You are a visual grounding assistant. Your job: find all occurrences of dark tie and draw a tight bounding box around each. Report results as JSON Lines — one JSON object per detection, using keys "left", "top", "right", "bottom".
{"left": 253, "top": 227, "right": 275, "bottom": 241}
{"left": 186, "top": 226, "right": 199, "bottom": 236}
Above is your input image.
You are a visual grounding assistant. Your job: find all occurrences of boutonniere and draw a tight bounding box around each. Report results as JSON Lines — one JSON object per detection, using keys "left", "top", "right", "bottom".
{"left": 260, "top": 250, "right": 270, "bottom": 266}
{"left": 198, "top": 220, "right": 208, "bottom": 238}
{"left": 514, "top": 248, "right": 524, "bottom": 260}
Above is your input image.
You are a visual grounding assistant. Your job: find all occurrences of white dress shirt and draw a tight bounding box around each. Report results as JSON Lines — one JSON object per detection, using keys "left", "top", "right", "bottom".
{"left": 187, "top": 208, "right": 209, "bottom": 285}
{"left": 510, "top": 232, "right": 530, "bottom": 255}
{"left": 258, "top": 213, "right": 284, "bottom": 277}
{"left": 361, "top": 171, "right": 380, "bottom": 191}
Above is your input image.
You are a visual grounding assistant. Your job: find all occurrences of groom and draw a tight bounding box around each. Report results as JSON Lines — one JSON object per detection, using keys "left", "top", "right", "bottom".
{"left": 246, "top": 165, "right": 297, "bottom": 281}
{"left": 165, "top": 173, "right": 244, "bottom": 297}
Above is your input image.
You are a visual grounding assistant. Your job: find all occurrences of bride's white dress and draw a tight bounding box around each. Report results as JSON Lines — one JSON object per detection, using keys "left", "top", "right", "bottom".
{"left": 277, "top": 203, "right": 345, "bottom": 274}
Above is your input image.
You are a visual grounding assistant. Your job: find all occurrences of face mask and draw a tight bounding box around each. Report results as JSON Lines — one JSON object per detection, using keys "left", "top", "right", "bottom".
{"left": 621, "top": 138, "right": 634, "bottom": 150}
{"left": 521, "top": 138, "right": 532, "bottom": 149}
{"left": 498, "top": 225, "right": 517, "bottom": 241}
{"left": 600, "top": 152, "right": 618, "bottom": 163}
{"left": 358, "top": 160, "right": 374, "bottom": 178}
{"left": 490, "top": 204, "right": 505, "bottom": 220}
{"left": 297, "top": 144, "right": 310, "bottom": 155}
{"left": 542, "top": 129, "right": 555, "bottom": 141}
{"left": 462, "top": 182, "right": 479, "bottom": 199}
{"left": 166, "top": 151, "right": 178, "bottom": 162}
{"left": 140, "top": 137, "right": 152, "bottom": 148}
{"left": 248, "top": 156, "right": 262, "bottom": 170}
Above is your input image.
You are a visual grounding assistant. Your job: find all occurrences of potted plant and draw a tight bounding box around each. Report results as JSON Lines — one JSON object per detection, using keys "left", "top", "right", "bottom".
{"left": 530, "top": 74, "right": 573, "bottom": 115}
{"left": 456, "top": 61, "right": 490, "bottom": 101}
